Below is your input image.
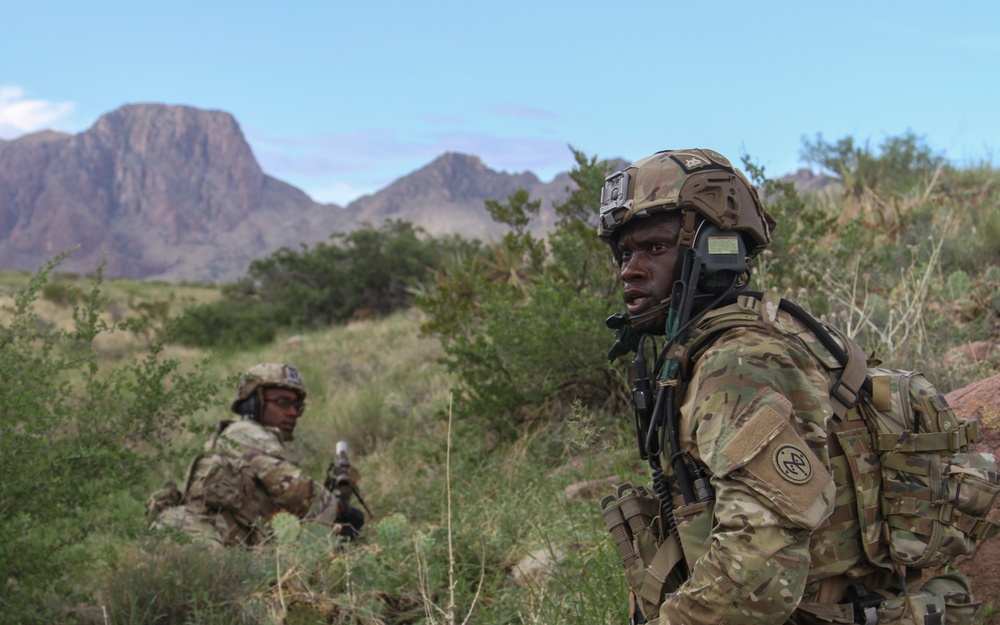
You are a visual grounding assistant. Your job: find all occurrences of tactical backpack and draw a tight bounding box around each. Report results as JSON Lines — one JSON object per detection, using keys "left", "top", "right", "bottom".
{"left": 604, "top": 292, "right": 1000, "bottom": 619}
{"left": 688, "top": 293, "right": 1000, "bottom": 570}
{"left": 173, "top": 421, "right": 262, "bottom": 526}
{"left": 855, "top": 368, "right": 999, "bottom": 568}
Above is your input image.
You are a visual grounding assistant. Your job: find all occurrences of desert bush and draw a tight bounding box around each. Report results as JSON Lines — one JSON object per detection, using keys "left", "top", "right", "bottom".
{"left": 101, "top": 539, "right": 274, "bottom": 625}
{"left": 41, "top": 277, "right": 82, "bottom": 306}
{"left": 937, "top": 164, "right": 1000, "bottom": 271}
{"left": 752, "top": 137, "right": 1000, "bottom": 388}
{"left": 0, "top": 256, "right": 218, "bottom": 623}
{"left": 169, "top": 220, "right": 474, "bottom": 350}
{"left": 800, "top": 130, "right": 945, "bottom": 208}
{"left": 432, "top": 276, "right": 620, "bottom": 437}
{"left": 416, "top": 148, "right": 625, "bottom": 436}
{"left": 236, "top": 219, "right": 468, "bottom": 324}
{"left": 171, "top": 298, "right": 282, "bottom": 349}
{"left": 740, "top": 155, "right": 838, "bottom": 295}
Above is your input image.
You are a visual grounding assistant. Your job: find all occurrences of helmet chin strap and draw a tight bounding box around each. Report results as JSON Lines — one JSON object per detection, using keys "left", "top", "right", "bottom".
{"left": 626, "top": 297, "right": 671, "bottom": 330}
{"left": 609, "top": 211, "right": 702, "bottom": 335}
{"left": 628, "top": 210, "right": 701, "bottom": 332}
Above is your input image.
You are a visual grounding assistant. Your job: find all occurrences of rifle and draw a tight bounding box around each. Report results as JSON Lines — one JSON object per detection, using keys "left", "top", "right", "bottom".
{"left": 324, "top": 441, "right": 372, "bottom": 518}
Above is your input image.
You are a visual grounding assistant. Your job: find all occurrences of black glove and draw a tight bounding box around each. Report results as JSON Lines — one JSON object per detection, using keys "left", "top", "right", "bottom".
{"left": 336, "top": 501, "right": 365, "bottom": 540}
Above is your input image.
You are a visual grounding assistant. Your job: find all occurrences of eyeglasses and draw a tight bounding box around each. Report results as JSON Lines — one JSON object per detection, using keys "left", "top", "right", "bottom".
{"left": 265, "top": 397, "right": 306, "bottom": 413}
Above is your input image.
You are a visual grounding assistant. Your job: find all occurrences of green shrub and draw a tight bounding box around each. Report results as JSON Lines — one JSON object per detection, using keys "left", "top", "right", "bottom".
{"left": 101, "top": 540, "right": 273, "bottom": 625}
{"left": 0, "top": 256, "right": 218, "bottom": 623}
{"left": 169, "top": 221, "right": 477, "bottom": 349}
{"left": 41, "top": 278, "right": 81, "bottom": 306}
{"left": 171, "top": 299, "right": 281, "bottom": 349}
{"left": 437, "top": 277, "right": 621, "bottom": 436}
{"left": 416, "top": 148, "right": 625, "bottom": 436}
{"left": 800, "top": 130, "right": 944, "bottom": 200}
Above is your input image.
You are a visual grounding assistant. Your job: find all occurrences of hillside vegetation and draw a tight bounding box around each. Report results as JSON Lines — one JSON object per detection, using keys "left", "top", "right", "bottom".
{"left": 1, "top": 135, "right": 998, "bottom": 624}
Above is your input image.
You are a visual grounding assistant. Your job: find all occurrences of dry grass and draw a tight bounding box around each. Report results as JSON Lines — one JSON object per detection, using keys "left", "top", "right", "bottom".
{"left": 0, "top": 268, "right": 222, "bottom": 361}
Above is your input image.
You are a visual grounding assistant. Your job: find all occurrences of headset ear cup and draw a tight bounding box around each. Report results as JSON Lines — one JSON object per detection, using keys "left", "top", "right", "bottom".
{"left": 238, "top": 394, "right": 261, "bottom": 420}
{"left": 693, "top": 223, "right": 748, "bottom": 294}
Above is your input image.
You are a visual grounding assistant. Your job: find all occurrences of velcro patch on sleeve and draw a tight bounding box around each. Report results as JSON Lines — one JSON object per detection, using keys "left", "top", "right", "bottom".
{"left": 718, "top": 391, "right": 833, "bottom": 530}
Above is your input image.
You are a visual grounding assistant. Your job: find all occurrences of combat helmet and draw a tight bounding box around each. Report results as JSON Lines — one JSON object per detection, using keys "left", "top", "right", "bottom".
{"left": 231, "top": 363, "right": 307, "bottom": 417}
{"left": 598, "top": 149, "right": 775, "bottom": 260}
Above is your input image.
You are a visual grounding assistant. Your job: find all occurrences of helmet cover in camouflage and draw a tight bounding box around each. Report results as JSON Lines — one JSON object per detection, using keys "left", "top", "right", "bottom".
{"left": 231, "top": 363, "right": 307, "bottom": 415}
{"left": 598, "top": 149, "right": 775, "bottom": 259}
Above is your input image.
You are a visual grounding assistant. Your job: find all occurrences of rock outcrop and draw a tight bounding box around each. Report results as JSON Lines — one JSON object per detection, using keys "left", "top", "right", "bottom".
{"left": 0, "top": 104, "right": 588, "bottom": 283}
{"left": 0, "top": 104, "right": 347, "bottom": 282}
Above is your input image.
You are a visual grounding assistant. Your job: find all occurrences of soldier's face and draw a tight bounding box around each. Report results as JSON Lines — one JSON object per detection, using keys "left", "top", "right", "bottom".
{"left": 260, "top": 387, "right": 303, "bottom": 440}
{"left": 615, "top": 214, "right": 683, "bottom": 333}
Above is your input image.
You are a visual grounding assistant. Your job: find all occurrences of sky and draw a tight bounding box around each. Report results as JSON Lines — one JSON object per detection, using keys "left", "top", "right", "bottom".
{"left": 2, "top": 1, "right": 998, "bottom": 206}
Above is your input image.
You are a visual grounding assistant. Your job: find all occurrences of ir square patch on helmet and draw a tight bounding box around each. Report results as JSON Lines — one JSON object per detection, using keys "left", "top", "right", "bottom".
{"left": 283, "top": 365, "right": 303, "bottom": 386}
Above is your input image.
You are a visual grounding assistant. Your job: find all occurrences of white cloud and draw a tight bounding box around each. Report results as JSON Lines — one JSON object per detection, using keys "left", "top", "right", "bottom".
{"left": 0, "top": 86, "right": 76, "bottom": 139}
{"left": 302, "top": 179, "right": 376, "bottom": 206}
{"left": 245, "top": 110, "right": 588, "bottom": 206}
{"left": 249, "top": 126, "right": 576, "bottom": 191}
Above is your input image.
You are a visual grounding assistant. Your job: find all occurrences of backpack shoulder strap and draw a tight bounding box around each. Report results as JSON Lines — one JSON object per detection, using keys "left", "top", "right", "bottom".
{"left": 678, "top": 292, "right": 869, "bottom": 419}
{"left": 674, "top": 294, "right": 766, "bottom": 379}
{"left": 818, "top": 321, "right": 868, "bottom": 419}
{"left": 178, "top": 420, "right": 236, "bottom": 499}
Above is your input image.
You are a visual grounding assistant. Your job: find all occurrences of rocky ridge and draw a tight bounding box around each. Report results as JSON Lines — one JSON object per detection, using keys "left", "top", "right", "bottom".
{"left": 0, "top": 104, "right": 355, "bottom": 283}
{"left": 0, "top": 104, "right": 584, "bottom": 283}
{"left": 0, "top": 103, "right": 834, "bottom": 284}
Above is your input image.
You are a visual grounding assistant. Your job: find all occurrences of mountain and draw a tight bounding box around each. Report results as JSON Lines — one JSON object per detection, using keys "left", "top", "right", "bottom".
{"left": 0, "top": 104, "right": 346, "bottom": 283}
{"left": 346, "top": 152, "right": 574, "bottom": 240}
{"left": 9, "top": 104, "right": 838, "bottom": 285}
{"left": 0, "top": 104, "right": 583, "bottom": 283}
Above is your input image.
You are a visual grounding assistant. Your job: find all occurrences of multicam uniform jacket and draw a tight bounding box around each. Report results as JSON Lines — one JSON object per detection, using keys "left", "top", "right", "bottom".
{"left": 152, "top": 419, "right": 340, "bottom": 547}
{"left": 660, "top": 303, "right": 897, "bottom": 625}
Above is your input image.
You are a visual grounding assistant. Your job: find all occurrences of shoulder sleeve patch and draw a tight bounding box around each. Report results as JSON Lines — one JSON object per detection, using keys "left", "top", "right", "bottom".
{"left": 772, "top": 444, "right": 814, "bottom": 484}
{"left": 716, "top": 390, "right": 833, "bottom": 530}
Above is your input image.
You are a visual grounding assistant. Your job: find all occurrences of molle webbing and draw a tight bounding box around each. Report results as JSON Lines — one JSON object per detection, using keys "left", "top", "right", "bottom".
{"left": 603, "top": 493, "right": 638, "bottom": 568}
{"left": 601, "top": 483, "right": 663, "bottom": 570}
{"left": 602, "top": 483, "right": 685, "bottom": 621}
{"left": 674, "top": 294, "right": 1000, "bottom": 568}
{"left": 874, "top": 420, "right": 979, "bottom": 454}
{"left": 864, "top": 369, "right": 1000, "bottom": 566}
{"left": 618, "top": 483, "right": 660, "bottom": 538}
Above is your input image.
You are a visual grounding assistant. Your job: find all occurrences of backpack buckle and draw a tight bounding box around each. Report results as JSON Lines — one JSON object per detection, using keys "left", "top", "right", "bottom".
{"left": 831, "top": 378, "right": 860, "bottom": 411}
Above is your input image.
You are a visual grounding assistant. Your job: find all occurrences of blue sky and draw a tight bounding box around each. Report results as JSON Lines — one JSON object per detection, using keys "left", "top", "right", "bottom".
{"left": 2, "top": 1, "right": 998, "bottom": 205}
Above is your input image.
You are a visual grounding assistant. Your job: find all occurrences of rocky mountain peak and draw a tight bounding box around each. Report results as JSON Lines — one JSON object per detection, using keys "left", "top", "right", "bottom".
{"left": 82, "top": 103, "right": 265, "bottom": 223}
{"left": 0, "top": 103, "right": 586, "bottom": 282}
{"left": 0, "top": 103, "right": 345, "bottom": 282}
{"left": 345, "top": 151, "right": 546, "bottom": 237}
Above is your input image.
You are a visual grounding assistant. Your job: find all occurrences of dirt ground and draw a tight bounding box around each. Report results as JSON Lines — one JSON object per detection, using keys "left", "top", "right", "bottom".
{"left": 943, "top": 373, "right": 1000, "bottom": 621}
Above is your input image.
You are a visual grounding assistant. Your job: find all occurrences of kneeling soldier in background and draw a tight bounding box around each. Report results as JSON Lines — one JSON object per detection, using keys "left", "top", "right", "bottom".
{"left": 147, "top": 363, "right": 365, "bottom": 547}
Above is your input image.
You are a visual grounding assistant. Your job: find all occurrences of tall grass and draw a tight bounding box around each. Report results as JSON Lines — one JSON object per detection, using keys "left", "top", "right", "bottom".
{"left": 7, "top": 159, "right": 999, "bottom": 624}
{"left": 67, "top": 305, "right": 624, "bottom": 624}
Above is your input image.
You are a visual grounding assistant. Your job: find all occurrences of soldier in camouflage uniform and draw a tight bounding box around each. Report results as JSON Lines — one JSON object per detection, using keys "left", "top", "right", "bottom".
{"left": 599, "top": 150, "right": 978, "bottom": 625}
{"left": 148, "top": 363, "right": 364, "bottom": 547}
